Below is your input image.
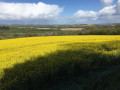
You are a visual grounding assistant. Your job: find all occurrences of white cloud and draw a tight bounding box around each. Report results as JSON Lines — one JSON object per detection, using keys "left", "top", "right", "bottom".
{"left": 68, "top": 0, "right": 120, "bottom": 24}
{"left": 99, "top": 5, "right": 116, "bottom": 15}
{"left": 98, "top": 0, "right": 120, "bottom": 22}
{"left": 101, "top": 0, "right": 114, "bottom": 6}
{"left": 115, "top": 0, "right": 120, "bottom": 14}
{"left": 68, "top": 10, "right": 98, "bottom": 23}
{"left": 0, "top": 2, "right": 63, "bottom": 21}
{"left": 0, "top": 0, "right": 120, "bottom": 24}
{"left": 73, "top": 10, "right": 98, "bottom": 20}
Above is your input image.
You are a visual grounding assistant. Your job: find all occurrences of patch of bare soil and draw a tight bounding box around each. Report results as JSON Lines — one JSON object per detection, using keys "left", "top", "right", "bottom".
{"left": 60, "top": 28, "right": 84, "bottom": 31}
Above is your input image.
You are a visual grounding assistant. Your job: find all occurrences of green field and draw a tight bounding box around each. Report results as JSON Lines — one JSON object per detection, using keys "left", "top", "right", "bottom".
{"left": 0, "top": 26, "right": 82, "bottom": 40}
{"left": 0, "top": 35, "right": 120, "bottom": 89}
{"left": 1, "top": 24, "right": 120, "bottom": 40}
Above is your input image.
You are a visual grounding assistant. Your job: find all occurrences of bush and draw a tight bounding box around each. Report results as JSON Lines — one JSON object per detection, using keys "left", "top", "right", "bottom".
{"left": 0, "top": 26, "right": 10, "bottom": 30}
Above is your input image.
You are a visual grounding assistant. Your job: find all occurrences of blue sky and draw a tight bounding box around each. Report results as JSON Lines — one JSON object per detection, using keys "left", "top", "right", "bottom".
{"left": 0, "top": 0, "right": 120, "bottom": 24}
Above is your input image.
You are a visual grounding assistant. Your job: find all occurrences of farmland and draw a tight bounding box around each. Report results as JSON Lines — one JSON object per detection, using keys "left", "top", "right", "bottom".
{"left": 0, "top": 25, "right": 84, "bottom": 40}
{"left": 1, "top": 0, "right": 120, "bottom": 89}
{"left": 1, "top": 24, "right": 120, "bottom": 40}
{"left": 1, "top": 35, "right": 120, "bottom": 89}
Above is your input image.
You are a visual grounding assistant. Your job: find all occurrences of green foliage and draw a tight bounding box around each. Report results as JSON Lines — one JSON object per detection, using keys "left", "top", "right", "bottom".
{"left": 0, "top": 25, "right": 82, "bottom": 40}
{"left": 79, "top": 24, "right": 120, "bottom": 35}
{"left": 0, "top": 26, "right": 10, "bottom": 30}
{"left": 1, "top": 24, "right": 120, "bottom": 40}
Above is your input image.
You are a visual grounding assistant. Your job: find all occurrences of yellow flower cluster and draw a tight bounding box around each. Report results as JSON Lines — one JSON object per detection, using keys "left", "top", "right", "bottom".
{"left": 0, "top": 35, "right": 120, "bottom": 78}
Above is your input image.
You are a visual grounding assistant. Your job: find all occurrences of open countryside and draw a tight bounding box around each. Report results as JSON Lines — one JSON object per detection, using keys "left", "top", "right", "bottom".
{"left": 1, "top": 0, "right": 120, "bottom": 89}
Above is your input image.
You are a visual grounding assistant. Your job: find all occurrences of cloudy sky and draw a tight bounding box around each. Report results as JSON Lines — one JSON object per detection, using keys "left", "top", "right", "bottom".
{"left": 0, "top": 0, "right": 120, "bottom": 24}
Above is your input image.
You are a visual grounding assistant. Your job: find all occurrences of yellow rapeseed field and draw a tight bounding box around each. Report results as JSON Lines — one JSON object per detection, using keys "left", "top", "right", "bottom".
{"left": 0, "top": 35, "right": 120, "bottom": 78}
